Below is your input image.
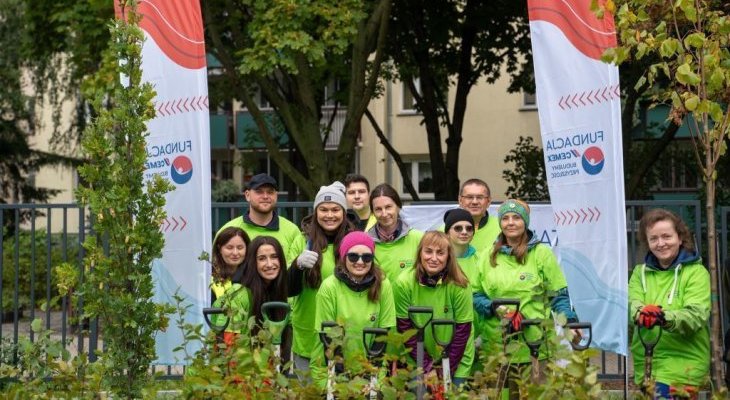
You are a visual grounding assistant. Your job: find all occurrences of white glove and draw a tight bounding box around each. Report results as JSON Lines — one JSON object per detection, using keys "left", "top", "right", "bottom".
{"left": 296, "top": 250, "right": 319, "bottom": 269}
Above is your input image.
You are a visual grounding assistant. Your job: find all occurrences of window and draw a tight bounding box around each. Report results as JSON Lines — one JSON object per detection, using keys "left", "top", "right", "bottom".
{"left": 401, "top": 159, "right": 433, "bottom": 197}
{"left": 521, "top": 91, "right": 537, "bottom": 110}
{"left": 659, "top": 157, "right": 699, "bottom": 190}
{"left": 401, "top": 78, "right": 421, "bottom": 113}
{"left": 323, "top": 79, "right": 341, "bottom": 108}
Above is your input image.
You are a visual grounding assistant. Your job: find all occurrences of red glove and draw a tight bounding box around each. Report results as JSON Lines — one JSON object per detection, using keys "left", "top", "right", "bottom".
{"left": 504, "top": 310, "right": 524, "bottom": 333}
{"left": 637, "top": 304, "right": 665, "bottom": 328}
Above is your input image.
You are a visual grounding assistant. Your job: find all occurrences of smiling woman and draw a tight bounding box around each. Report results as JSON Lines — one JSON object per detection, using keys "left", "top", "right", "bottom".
{"left": 629, "top": 208, "right": 710, "bottom": 397}
{"left": 288, "top": 181, "right": 355, "bottom": 375}
{"left": 211, "top": 235, "right": 288, "bottom": 346}
{"left": 309, "top": 231, "right": 395, "bottom": 391}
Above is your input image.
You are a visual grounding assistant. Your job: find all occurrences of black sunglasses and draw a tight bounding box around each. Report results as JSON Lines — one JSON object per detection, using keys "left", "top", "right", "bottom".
{"left": 452, "top": 225, "right": 474, "bottom": 233}
{"left": 346, "top": 252, "right": 374, "bottom": 263}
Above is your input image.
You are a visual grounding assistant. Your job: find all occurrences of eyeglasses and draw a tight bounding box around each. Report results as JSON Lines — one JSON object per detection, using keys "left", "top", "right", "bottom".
{"left": 461, "top": 195, "right": 487, "bottom": 202}
{"left": 346, "top": 253, "right": 374, "bottom": 263}
{"left": 452, "top": 225, "right": 474, "bottom": 233}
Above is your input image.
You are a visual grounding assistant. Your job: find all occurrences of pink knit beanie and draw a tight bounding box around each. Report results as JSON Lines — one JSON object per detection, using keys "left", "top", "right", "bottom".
{"left": 338, "top": 231, "right": 375, "bottom": 260}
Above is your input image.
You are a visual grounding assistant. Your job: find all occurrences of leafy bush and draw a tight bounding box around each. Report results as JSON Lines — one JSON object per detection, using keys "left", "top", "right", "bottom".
{"left": 1, "top": 231, "right": 80, "bottom": 312}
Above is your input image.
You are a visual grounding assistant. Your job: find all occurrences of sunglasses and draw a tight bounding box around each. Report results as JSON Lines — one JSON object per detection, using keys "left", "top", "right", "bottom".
{"left": 452, "top": 225, "right": 474, "bottom": 233}
{"left": 346, "top": 252, "right": 374, "bottom": 263}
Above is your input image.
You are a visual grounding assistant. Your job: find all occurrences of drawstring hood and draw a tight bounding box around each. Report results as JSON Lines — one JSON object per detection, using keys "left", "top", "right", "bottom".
{"left": 641, "top": 247, "right": 700, "bottom": 305}
{"left": 498, "top": 230, "right": 540, "bottom": 255}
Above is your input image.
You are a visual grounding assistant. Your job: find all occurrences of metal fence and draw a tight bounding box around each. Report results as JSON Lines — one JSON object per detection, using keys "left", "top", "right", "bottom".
{"left": 0, "top": 200, "right": 712, "bottom": 382}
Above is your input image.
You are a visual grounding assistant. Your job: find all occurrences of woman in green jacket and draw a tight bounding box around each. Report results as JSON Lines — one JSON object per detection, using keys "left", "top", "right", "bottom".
{"left": 310, "top": 231, "right": 396, "bottom": 391}
{"left": 473, "top": 199, "right": 578, "bottom": 398}
{"left": 394, "top": 231, "right": 474, "bottom": 387}
{"left": 629, "top": 208, "right": 709, "bottom": 398}
{"left": 367, "top": 183, "right": 423, "bottom": 282}
{"left": 210, "top": 227, "right": 250, "bottom": 303}
{"left": 289, "top": 181, "right": 355, "bottom": 374}
{"left": 212, "top": 235, "right": 288, "bottom": 347}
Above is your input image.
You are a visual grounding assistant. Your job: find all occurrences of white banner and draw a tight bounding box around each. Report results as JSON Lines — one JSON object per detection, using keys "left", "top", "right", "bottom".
{"left": 117, "top": 1, "right": 212, "bottom": 364}
{"left": 528, "top": 0, "right": 628, "bottom": 354}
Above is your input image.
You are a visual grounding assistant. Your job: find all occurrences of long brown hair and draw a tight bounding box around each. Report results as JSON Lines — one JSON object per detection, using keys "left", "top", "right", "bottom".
{"left": 301, "top": 207, "right": 354, "bottom": 288}
{"left": 239, "top": 236, "right": 288, "bottom": 333}
{"left": 414, "top": 231, "right": 469, "bottom": 288}
{"left": 212, "top": 227, "right": 251, "bottom": 282}
{"left": 335, "top": 258, "right": 384, "bottom": 302}
{"left": 638, "top": 208, "right": 695, "bottom": 252}
{"left": 490, "top": 199, "right": 530, "bottom": 266}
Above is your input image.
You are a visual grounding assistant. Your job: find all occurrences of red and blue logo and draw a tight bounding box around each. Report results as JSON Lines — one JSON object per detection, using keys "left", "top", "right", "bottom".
{"left": 170, "top": 156, "right": 193, "bottom": 185}
{"left": 581, "top": 146, "right": 605, "bottom": 175}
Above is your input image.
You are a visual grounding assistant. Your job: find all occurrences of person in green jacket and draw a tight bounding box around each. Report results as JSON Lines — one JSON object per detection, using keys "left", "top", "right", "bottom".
{"left": 457, "top": 178, "right": 500, "bottom": 253}
{"left": 210, "top": 227, "right": 250, "bottom": 303}
{"left": 212, "top": 235, "right": 288, "bottom": 348}
{"left": 310, "top": 231, "right": 396, "bottom": 391}
{"left": 472, "top": 199, "right": 578, "bottom": 399}
{"left": 288, "top": 181, "right": 355, "bottom": 376}
{"left": 629, "top": 208, "right": 710, "bottom": 398}
{"left": 367, "top": 183, "right": 423, "bottom": 282}
{"left": 394, "top": 231, "right": 475, "bottom": 387}
{"left": 344, "top": 173, "right": 377, "bottom": 231}
{"left": 216, "top": 173, "right": 305, "bottom": 265}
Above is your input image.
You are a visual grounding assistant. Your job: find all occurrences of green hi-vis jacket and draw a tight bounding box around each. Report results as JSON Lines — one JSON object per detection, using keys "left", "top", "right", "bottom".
{"left": 476, "top": 241, "right": 570, "bottom": 364}
{"left": 629, "top": 249, "right": 710, "bottom": 386}
{"left": 367, "top": 221, "right": 423, "bottom": 283}
{"left": 211, "top": 283, "right": 251, "bottom": 334}
{"left": 310, "top": 274, "right": 396, "bottom": 390}
{"left": 469, "top": 213, "right": 501, "bottom": 254}
{"left": 217, "top": 214, "right": 305, "bottom": 266}
{"left": 290, "top": 243, "right": 336, "bottom": 358}
{"left": 394, "top": 269, "right": 475, "bottom": 378}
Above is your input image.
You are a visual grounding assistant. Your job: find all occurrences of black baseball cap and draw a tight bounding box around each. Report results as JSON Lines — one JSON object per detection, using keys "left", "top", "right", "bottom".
{"left": 246, "top": 173, "right": 278, "bottom": 190}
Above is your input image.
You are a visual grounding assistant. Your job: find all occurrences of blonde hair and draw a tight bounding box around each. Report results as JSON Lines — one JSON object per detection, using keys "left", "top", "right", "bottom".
{"left": 414, "top": 231, "right": 469, "bottom": 288}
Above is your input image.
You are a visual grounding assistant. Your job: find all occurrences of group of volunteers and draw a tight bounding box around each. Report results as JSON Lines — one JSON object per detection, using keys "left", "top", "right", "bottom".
{"left": 208, "top": 172, "right": 711, "bottom": 399}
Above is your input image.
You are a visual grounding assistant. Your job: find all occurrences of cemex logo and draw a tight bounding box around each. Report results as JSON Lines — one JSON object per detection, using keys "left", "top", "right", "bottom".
{"left": 581, "top": 146, "right": 605, "bottom": 175}
{"left": 170, "top": 155, "right": 193, "bottom": 185}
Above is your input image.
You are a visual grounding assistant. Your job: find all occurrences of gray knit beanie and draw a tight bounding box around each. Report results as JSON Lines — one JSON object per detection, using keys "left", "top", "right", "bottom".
{"left": 313, "top": 181, "right": 347, "bottom": 211}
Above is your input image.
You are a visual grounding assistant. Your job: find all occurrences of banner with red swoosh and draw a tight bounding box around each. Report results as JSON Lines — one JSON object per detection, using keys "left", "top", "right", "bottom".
{"left": 116, "top": 1, "right": 212, "bottom": 364}
{"left": 529, "top": 0, "right": 628, "bottom": 355}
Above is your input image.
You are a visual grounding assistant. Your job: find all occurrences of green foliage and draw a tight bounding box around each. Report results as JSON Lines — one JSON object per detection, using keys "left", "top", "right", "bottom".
{"left": 211, "top": 180, "right": 242, "bottom": 202}
{"left": 69, "top": 1, "right": 174, "bottom": 397}
{"left": 204, "top": 0, "right": 391, "bottom": 198}
{"left": 503, "top": 136, "right": 549, "bottom": 201}
{"left": 1, "top": 231, "right": 80, "bottom": 311}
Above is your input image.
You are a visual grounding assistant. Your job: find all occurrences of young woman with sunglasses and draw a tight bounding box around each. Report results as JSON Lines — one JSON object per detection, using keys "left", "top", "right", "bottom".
{"left": 310, "top": 231, "right": 396, "bottom": 391}
{"left": 444, "top": 208, "right": 481, "bottom": 293}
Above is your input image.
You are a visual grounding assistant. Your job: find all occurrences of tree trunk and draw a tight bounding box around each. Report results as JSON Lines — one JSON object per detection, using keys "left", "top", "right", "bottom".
{"left": 706, "top": 161, "right": 725, "bottom": 390}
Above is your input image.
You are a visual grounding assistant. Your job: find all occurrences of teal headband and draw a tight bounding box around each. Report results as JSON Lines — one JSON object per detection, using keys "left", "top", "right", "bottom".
{"left": 498, "top": 200, "right": 530, "bottom": 228}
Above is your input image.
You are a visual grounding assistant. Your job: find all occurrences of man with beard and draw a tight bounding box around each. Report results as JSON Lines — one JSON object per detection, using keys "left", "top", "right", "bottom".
{"left": 217, "top": 173, "right": 304, "bottom": 265}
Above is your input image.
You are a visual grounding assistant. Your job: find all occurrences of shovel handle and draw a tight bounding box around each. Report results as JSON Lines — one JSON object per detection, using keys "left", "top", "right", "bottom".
{"left": 202, "top": 307, "right": 229, "bottom": 333}
{"left": 319, "top": 321, "right": 340, "bottom": 348}
{"left": 566, "top": 322, "right": 593, "bottom": 350}
{"left": 261, "top": 301, "right": 291, "bottom": 322}
{"left": 636, "top": 322, "right": 663, "bottom": 357}
{"left": 491, "top": 298, "right": 521, "bottom": 314}
{"left": 363, "top": 327, "right": 389, "bottom": 358}
{"left": 431, "top": 319, "right": 456, "bottom": 348}
{"left": 520, "top": 319, "right": 544, "bottom": 357}
{"left": 408, "top": 306, "right": 434, "bottom": 330}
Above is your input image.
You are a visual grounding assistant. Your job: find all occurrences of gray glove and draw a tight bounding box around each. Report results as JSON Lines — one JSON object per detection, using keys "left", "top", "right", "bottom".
{"left": 296, "top": 249, "right": 319, "bottom": 269}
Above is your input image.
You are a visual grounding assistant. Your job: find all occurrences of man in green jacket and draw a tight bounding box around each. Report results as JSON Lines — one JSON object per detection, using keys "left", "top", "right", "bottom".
{"left": 217, "top": 173, "right": 304, "bottom": 265}
{"left": 457, "top": 178, "right": 500, "bottom": 253}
